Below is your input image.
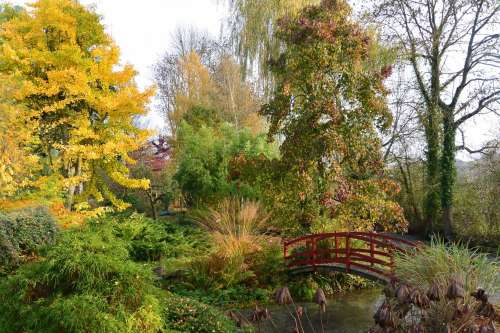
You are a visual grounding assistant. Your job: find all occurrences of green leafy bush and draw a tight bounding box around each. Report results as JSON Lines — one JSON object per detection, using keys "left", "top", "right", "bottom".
{"left": 0, "top": 206, "right": 57, "bottom": 271}
{"left": 162, "top": 295, "right": 236, "bottom": 332}
{"left": 112, "top": 213, "right": 170, "bottom": 261}
{"left": 109, "top": 213, "right": 211, "bottom": 262}
{"left": 0, "top": 222, "right": 164, "bottom": 333}
{"left": 0, "top": 213, "right": 17, "bottom": 269}
{"left": 173, "top": 241, "right": 285, "bottom": 307}
{"left": 174, "top": 121, "right": 278, "bottom": 206}
{"left": 0, "top": 214, "right": 237, "bottom": 333}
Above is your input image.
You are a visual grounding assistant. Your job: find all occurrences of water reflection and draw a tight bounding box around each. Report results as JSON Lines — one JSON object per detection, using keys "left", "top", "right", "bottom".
{"left": 244, "top": 288, "right": 384, "bottom": 333}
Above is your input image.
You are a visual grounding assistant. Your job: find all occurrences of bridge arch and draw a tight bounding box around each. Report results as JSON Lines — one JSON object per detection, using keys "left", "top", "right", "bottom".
{"left": 284, "top": 232, "right": 418, "bottom": 283}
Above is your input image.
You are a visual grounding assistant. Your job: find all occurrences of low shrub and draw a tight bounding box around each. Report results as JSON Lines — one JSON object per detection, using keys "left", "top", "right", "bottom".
{"left": 0, "top": 216, "right": 236, "bottom": 333}
{"left": 0, "top": 206, "right": 57, "bottom": 271}
{"left": 0, "top": 223, "right": 163, "bottom": 333}
{"left": 162, "top": 294, "right": 237, "bottom": 332}
{"left": 171, "top": 240, "right": 285, "bottom": 307}
{"left": 110, "top": 213, "right": 211, "bottom": 262}
{"left": 0, "top": 213, "right": 17, "bottom": 269}
{"left": 112, "top": 213, "right": 170, "bottom": 261}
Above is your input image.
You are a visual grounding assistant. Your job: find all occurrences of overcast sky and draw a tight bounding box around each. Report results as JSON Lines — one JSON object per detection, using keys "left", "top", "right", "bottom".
{"left": 3, "top": 0, "right": 498, "bottom": 159}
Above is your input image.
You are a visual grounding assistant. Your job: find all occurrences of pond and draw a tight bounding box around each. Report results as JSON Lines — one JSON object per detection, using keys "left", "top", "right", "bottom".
{"left": 242, "top": 287, "right": 384, "bottom": 333}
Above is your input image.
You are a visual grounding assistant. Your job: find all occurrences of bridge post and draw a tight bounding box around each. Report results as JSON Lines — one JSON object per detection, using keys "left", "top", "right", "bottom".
{"left": 389, "top": 248, "right": 395, "bottom": 273}
{"left": 346, "top": 236, "right": 350, "bottom": 273}
{"left": 312, "top": 237, "right": 317, "bottom": 271}
{"left": 334, "top": 236, "right": 338, "bottom": 260}
{"left": 370, "top": 234, "right": 374, "bottom": 267}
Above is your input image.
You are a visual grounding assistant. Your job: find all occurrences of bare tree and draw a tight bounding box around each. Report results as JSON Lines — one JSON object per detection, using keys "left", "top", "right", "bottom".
{"left": 372, "top": 0, "right": 500, "bottom": 238}
{"left": 382, "top": 64, "right": 427, "bottom": 233}
{"left": 154, "top": 26, "right": 229, "bottom": 134}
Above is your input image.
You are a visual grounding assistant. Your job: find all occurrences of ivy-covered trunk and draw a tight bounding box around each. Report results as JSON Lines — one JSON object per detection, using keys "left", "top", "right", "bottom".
{"left": 423, "top": 45, "right": 442, "bottom": 236}
{"left": 440, "top": 110, "right": 456, "bottom": 240}
{"left": 423, "top": 109, "right": 441, "bottom": 236}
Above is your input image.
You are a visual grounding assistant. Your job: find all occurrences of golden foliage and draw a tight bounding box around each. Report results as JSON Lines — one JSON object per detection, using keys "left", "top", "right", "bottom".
{"left": 168, "top": 51, "right": 264, "bottom": 135}
{"left": 0, "top": 75, "right": 39, "bottom": 198}
{"left": 0, "top": 0, "right": 154, "bottom": 211}
{"left": 172, "top": 52, "right": 215, "bottom": 129}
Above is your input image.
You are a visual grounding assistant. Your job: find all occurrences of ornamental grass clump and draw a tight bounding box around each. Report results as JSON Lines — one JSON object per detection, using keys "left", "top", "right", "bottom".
{"left": 369, "top": 238, "right": 499, "bottom": 333}
{"left": 394, "top": 238, "right": 497, "bottom": 297}
{"left": 189, "top": 198, "right": 275, "bottom": 289}
{"left": 195, "top": 197, "right": 270, "bottom": 259}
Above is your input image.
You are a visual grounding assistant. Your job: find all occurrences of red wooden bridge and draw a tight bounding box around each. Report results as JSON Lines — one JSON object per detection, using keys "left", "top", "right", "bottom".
{"left": 284, "top": 232, "right": 418, "bottom": 283}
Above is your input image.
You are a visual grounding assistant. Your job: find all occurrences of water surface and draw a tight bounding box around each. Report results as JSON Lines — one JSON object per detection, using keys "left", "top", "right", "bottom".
{"left": 244, "top": 287, "right": 383, "bottom": 333}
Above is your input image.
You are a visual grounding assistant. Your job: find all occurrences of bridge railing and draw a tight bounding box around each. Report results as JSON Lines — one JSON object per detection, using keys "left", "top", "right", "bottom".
{"left": 283, "top": 232, "right": 417, "bottom": 279}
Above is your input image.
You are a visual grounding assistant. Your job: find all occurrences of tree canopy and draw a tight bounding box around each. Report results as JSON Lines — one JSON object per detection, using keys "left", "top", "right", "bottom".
{"left": 0, "top": 0, "right": 153, "bottom": 211}
{"left": 231, "top": 0, "right": 406, "bottom": 233}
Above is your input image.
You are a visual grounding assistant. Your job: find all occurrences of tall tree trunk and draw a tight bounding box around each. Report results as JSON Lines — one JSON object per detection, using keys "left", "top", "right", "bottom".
{"left": 424, "top": 43, "right": 442, "bottom": 236}
{"left": 66, "top": 160, "right": 76, "bottom": 210}
{"left": 423, "top": 115, "right": 440, "bottom": 236}
{"left": 396, "top": 157, "right": 423, "bottom": 234}
{"left": 440, "top": 110, "right": 456, "bottom": 240}
{"left": 146, "top": 190, "right": 158, "bottom": 220}
{"left": 65, "top": 157, "right": 82, "bottom": 211}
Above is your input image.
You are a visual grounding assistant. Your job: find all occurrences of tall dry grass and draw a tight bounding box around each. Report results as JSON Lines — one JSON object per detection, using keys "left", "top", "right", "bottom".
{"left": 194, "top": 198, "right": 270, "bottom": 259}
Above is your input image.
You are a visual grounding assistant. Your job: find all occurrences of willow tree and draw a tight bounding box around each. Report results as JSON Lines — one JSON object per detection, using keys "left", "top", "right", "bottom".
{"left": 373, "top": 0, "right": 500, "bottom": 238}
{"left": 0, "top": 0, "right": 153, "bottom": 211}
{"left": 251, "top": 0, "right": 406, "bottom": 232}
{"left": 225, "top": 0, "right": 319, "bottom": 88}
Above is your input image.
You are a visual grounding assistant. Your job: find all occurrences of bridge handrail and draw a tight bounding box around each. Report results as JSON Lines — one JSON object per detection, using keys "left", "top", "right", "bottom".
{"left": 283, "top": 231, "right": 418, "bottom": 281}
{"left": 283, "top": 231, "right": 417, "bottom": 248}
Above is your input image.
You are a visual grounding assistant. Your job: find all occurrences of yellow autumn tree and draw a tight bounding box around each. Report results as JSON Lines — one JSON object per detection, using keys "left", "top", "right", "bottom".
{"left": 212, "top": 55, "right": 262, "bottom": 132}
{"left": 169, "top": 51, "right": 263, "bottom": 134}
{"left": 0, "top": 0, "right": 153, "bottom": 211}
{"left": 0, "top": 74, "right": 39, "bottom": 199}
{"left": 171, "top": 51, "right": 216, "bottom": 132}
